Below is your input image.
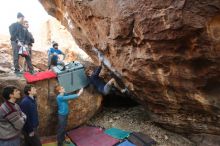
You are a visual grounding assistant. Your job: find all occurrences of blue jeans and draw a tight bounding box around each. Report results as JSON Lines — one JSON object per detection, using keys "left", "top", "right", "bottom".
{"left": 0, "top": 137, "right": 20, "bottom": 146}
{"left": 57, "top": 114, "right": 68, "bottom": 146}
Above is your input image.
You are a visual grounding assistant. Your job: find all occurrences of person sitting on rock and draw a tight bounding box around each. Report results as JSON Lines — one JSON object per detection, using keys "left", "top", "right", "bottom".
{"left": 55, "top": 85, "right": 83, "bottom": 146}
{"left": 48, "top": 41, "right": 66, "bottom": 69}
{"left": 20, "top": 84, "right": 42, "bottom": 146}
{"left": 0, "top": 86, "right": 26, "bottom": 146}
{"left": 89, "top": 60, "right": 127, "bottom": 95}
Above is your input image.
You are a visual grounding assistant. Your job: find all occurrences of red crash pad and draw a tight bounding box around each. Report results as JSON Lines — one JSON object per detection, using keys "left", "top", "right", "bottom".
{"left": 23, "top": 71, "right": 57, "bottom": 83}
{"left": 67, "top": 126, "right": 120, "bottom": 146}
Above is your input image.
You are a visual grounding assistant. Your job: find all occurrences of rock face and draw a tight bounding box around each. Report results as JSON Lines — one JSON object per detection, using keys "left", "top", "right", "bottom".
{"left": 35, "top": 17, "right": 90, "bottom": 62}
{"left": 39, "top": 0, "right": 220, "bottom": 135}
{"left": 0, "top": 75, "right": 102, "bottom": 136}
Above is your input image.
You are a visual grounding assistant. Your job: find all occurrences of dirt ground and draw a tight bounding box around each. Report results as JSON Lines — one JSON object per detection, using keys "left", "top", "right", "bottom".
{"left": 87, "top": 106, "right": 195, "bottom": 146}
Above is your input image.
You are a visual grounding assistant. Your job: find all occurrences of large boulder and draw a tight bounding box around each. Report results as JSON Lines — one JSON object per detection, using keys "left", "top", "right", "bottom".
{"left": 39, "top": 0, "right": 220, "bottom": 135}
{"left": 0, "top": 74, "right": 102, "bottom": 136}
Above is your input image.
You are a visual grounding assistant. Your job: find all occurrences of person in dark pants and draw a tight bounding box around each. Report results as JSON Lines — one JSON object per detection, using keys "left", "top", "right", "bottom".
{"left": 48, "top": 41, "right": 66, "bottom": 69}
{"left": 9, "top": 12, "right": 34, "bottom": 75}
{"left": 55, "top": 85, "right": 83, "bottom": 146}
{"left": 19, "top": 85, "right": 42, "bottom": 146}
{"left": 0, "top": 86, "right": 26, "bottom": 146}
{"left": 90, "top": 60, "right": 127, "bottom": 95}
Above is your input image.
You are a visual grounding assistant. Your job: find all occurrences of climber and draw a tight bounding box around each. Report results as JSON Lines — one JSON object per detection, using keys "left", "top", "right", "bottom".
{"left": 20, "top": 84, "right": 42, "bottom": 146}
{"left": 48, "top": 41, "right": 66, "bottom": 69}
{"left": 0, "top": 86, "right": 26, "bottom": 146}
{"left": 55, "top": 85, "right": 83, "bottom": 146}
{"left": 89, "top": 60, "right": 127, "bottom": 95}
{"left": 9, "top": 12, "right": 35, "bottom": 75}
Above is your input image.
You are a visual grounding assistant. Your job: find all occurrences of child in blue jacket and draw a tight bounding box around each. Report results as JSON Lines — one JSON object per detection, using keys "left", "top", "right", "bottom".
{"left": 55, "top": 85, "right": 83, "bottom": 146}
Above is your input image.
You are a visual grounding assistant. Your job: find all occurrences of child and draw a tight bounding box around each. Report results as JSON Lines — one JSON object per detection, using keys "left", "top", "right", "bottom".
{"left": 55, "top": 85, "right": 83, "bottom": 146}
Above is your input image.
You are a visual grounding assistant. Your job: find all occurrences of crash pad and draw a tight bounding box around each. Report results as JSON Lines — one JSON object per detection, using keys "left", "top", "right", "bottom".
{"left": 23, "top": 71, "right": 57, "bottom": 83}
{"left": 104, "top": 128, "right": 131, "bottom": 139}
{"left": 128, "top": 132, "right": 156, "bottom": 146}
{"left": 116, "top": 140, "right": 136, "bottom": 146}
{"left": 67, "top": 126, "right": 119, "bottom": 146}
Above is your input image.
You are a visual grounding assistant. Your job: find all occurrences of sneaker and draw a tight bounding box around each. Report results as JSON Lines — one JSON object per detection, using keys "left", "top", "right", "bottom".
{"left": 14, "top": 71, "right": 23, "bottom": 76}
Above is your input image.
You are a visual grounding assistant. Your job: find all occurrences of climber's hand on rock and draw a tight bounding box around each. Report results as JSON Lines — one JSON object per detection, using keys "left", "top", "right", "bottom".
{"left": 78, "top": 88, "right": 83, "bottom": 96}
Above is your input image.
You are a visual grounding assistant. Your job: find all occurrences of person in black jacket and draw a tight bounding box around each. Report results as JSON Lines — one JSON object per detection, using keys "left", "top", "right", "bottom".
{"left": 9, "top": 13, "right": 34, "bottom": 75}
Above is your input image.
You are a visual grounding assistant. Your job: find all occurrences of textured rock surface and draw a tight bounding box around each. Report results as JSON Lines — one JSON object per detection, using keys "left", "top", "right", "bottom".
{"left": 0, "top": 75, "right": 102, "bottom": 136}
{"left": 39, "top": 0, "right": 220, "bottom": 135}
{"left": 36, "top": 17, "right": 90, "bottom": 61}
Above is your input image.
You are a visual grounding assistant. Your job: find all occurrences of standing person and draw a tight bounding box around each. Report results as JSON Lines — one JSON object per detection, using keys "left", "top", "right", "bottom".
{"left": 9, "top": 12, "right": 34, "bottom": 75}
{"left": 23, "top": 20, "right": 35, "bottom": 72}
{"left": 23, "top": 20, "right": 34, "bottom": 57}
{"left": 0, "top": 86, "right": 26, "bottom": 146}
{"left": 55, "top": 85, "right": 83, "bottom": 146}
{"left": 19, "top": 85, "right": 42, "bottom": 146}
{"left": 48, "top": 41, "right": 66, "bottom": 69}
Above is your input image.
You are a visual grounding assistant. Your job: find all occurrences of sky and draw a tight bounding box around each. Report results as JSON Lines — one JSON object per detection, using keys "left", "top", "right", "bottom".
{"left": 0, "top": 0, "right": 50, "bottom": 35}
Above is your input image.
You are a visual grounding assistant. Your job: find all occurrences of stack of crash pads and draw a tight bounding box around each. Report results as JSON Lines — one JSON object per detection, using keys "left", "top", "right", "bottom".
{"left": 67, "top": 126, "right": 156, "bottom": 146}
{"left": 52, "top": 61, "right": 89, "bottom": 93}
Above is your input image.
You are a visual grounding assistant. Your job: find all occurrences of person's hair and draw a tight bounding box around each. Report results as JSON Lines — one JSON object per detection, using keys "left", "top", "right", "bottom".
{"left": 23, "top": 20, "right": 28, "bottom": 23}
{"left": 53, "top": 43, "right": 58, "bottom": 48}
{"left": 17, "top": 12, "right": 24, "bottom": 18}
{"left": 2, "top": 86, "right": 18, "bottom": 100}
{"left": 54, "top": 85, "right": 62, "bottom": 95}
{"left": 24, "top": 84, "right": 34, "bottom": 96}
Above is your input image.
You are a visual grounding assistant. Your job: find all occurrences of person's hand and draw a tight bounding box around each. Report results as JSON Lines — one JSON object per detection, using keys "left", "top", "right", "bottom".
{"left": 29, "top": 131, "right": 35, "bottom": 137}
{"left": 78, "top": 88, "right": 83, "bottom": 96}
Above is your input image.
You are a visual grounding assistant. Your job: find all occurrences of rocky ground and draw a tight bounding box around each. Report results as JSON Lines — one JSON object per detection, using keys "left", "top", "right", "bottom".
{"left": 87, "top": 105, "right": 194, "bottom": 146}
